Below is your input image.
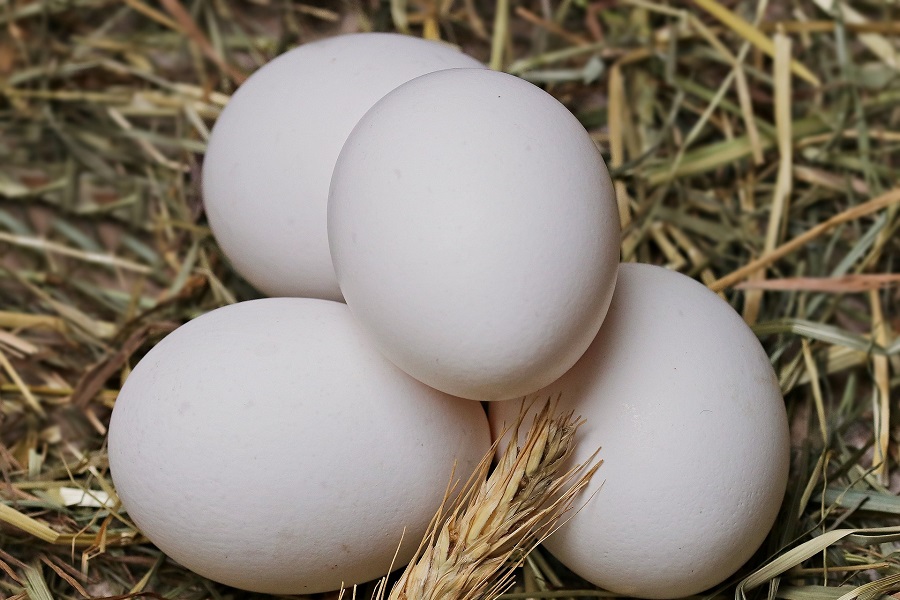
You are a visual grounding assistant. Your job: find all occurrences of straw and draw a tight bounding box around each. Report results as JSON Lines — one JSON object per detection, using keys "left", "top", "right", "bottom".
{"left": 1, "top": 1, "right": 898, "bottom": 597}
{"left": 381, "top": 401, "right": 600, "bottom": 600}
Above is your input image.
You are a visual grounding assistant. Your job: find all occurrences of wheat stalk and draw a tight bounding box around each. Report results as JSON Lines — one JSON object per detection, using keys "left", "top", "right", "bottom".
{"left": 378, "top": 398, "right": 601, "bottom": 600}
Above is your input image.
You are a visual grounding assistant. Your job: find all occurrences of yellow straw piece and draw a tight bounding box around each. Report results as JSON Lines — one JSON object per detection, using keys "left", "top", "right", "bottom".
{"left": 692, "top": 0, "right": 821, "bottom": 86}
{"left": 0, "top": 504, "right": 61, "bottom": 544}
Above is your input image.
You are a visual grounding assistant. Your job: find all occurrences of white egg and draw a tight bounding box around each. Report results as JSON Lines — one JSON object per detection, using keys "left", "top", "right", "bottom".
{"left": 202, "top": 33, "right": 484, "bottom": 300}
{"left": 108, "top": 298, "right": 491, "bottom": 594}
{"left": 488, "top": 263, "right": 790, "bottom": 599}
{"left": 328, "top": 68, "right": 621, "bottom": 401}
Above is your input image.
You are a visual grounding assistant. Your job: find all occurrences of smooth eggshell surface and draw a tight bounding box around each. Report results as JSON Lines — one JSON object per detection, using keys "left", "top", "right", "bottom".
{"left": 108, "top": 298, "right": 491, "bottom": 594}
{"left": 328, "top": 68, "right": 620, "bottom": 401}
{"left": 202, "top": 33, "right": 484, "bottom": 300}
{"left": 488, "top": 263, "right": 790, "bottom": 599}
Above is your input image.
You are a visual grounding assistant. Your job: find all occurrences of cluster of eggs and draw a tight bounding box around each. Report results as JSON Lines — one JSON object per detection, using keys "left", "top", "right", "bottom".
{"left": 108, "top": 33, "right": 791, "bottom": 599}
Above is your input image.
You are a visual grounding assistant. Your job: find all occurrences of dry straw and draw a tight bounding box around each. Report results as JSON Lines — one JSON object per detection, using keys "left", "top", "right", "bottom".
{"left": 2, "top": 0, "right": 900, "bottom": 597}
{"left": 377, "top": 400, "right": 601, "bottom": 600}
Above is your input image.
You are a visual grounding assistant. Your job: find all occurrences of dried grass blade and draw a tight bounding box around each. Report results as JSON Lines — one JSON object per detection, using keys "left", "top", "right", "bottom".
{"left": 735, "top": 274, "right": 900, "bottom": 292}
{"left": 70, "top": 325, "right": 150, "bottom": 407}
{"left": 39, "top": 554, "right": 89, "bottom": 598}
{"left": 0, "top": 557, "right": 24, "bottom": 585}
{"left": 489, "top": 0, "right": 510, "bottom": 70}
{"left": 390, "top": 0, "right": 410, "bottom": 33}
{"left": 812, "top": 0, "right": 899, "bottom": 70}
{"left": 0, "top": 232, "right": 153, "bottom": 274}
{"left": 157, "top": 0, "right": 247, "bottom": 84}
{"left": 514, "top": 7, "right": 590, "bottom": 47}
{"left": 763, "top": 29, "right": 793, "bottom": 257}
{"left": 687, "top": 14, "right": 764, "bottom": 164}
{"left": 737, "top": 526, "right": 900, "bottom": 597}
{"left": 0, "top": 347, "right": 45, "bottom": 416}
{"left": 0, "top": 504, "right": 60, "bottom": 544}
{"left": 608, "top": 64, "right": 631, "bottom": 230}
{"left": 753, "top": 319, "right": 883, "bottom": 354}
{"left": 800, "top": 340, "right": 827, "bottom": 446}
{"left": 121, "top": 0, "right": 181, "bottom": 31}
{"left": 691, "top": 0, "right": 820, "bottom": 85}
{"left": 822, "top": 488, "right": 900, "bottom": 515}
{"left": 869, "top": 290, "right": 890, "bottom": 484}
{"left": 834, "top": 572, "right": 900, "bottom": 600}
{"left": 22, "top": 563, "right": 54, "bottom": 600}
{"left": 709, "top": 187, "right": 900, "bottom": 291}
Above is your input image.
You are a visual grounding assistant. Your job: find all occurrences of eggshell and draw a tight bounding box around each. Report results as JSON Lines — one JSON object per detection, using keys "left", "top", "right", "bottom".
{"left": 202, "top": 33, "right": 484, "bottom": 300}
{"left": 108, "top": 298, "right": 491, "bottom": 594}
{"left": 488, "top": 263, "right": 790, "bottom": 599}
{"left": 328, "top": 68, "right": 620, "bottom": 401}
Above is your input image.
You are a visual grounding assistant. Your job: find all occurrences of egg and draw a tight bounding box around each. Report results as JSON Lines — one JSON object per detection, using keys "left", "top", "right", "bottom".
{"left": 108, "top": 298, "right": 491, "bottom": 594}
{"left": 488, "top": 263, "right": 790, "bottom": 599}
{"left": 328, "top": 68, "right": 621, "bottom": 401}
{"left": 202, "top": 33, "right": 484, "bottom": 300}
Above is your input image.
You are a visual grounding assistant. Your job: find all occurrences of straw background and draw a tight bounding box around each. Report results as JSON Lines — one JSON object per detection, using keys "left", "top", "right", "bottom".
{"left": 1, "top": 0, "right": 899, "bottom": 598}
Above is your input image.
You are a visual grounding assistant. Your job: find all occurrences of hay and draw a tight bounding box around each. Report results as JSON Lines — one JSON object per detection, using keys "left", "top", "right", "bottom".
{"left": 380, "top": 402, "right": 600, "bottom": 600}
{"left": 1, "top": 0, "right": 899, "bottom": 598}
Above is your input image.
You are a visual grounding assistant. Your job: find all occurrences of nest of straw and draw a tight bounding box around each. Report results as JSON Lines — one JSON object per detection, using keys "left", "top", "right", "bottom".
{"left": 1, "top": 0, "right": 899, "bottom": 598}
